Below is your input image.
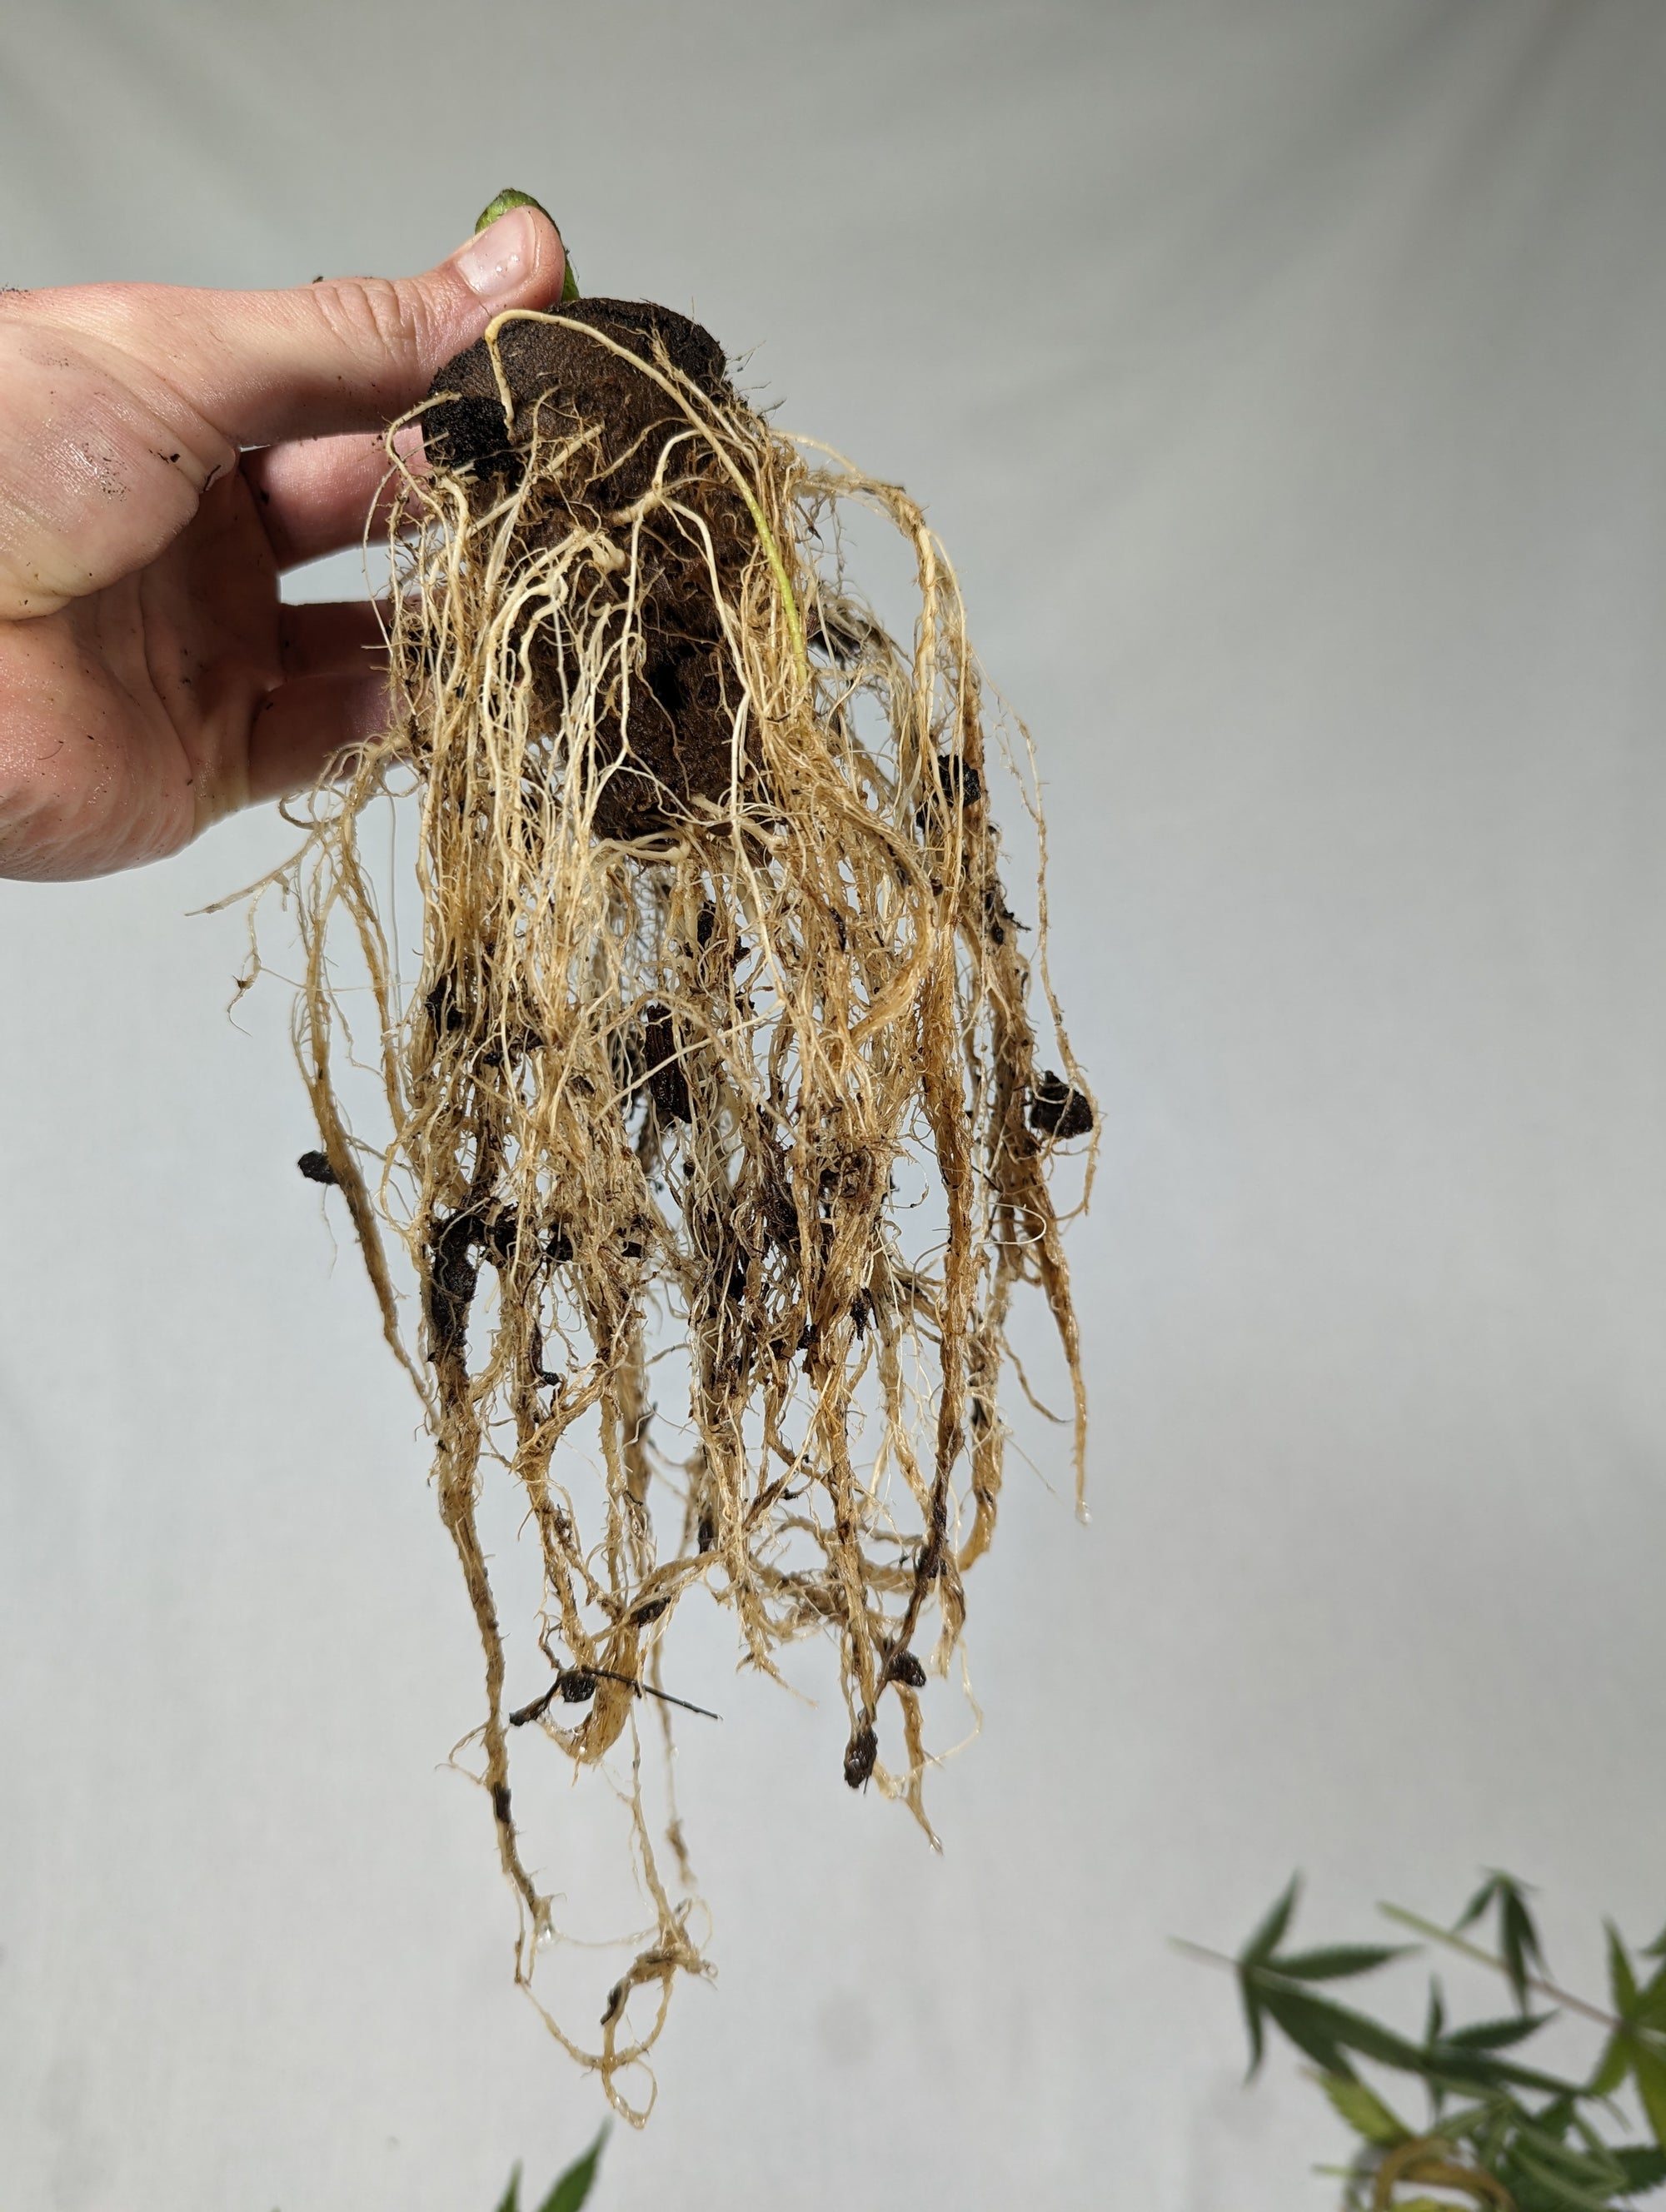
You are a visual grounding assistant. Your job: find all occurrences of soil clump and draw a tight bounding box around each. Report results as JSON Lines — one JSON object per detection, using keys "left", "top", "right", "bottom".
{"left": 426, "top": 300, "right": 752, "bottom": 839}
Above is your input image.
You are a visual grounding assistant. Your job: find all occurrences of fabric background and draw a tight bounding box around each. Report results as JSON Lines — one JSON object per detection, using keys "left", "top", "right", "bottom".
{"left": 2, "top": 2, "right": 1665, "bottom": 2205}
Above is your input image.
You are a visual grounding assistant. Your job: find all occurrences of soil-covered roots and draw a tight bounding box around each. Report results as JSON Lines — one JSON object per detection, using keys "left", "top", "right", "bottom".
{"left": 271, "top": 296, "right": 1094, "bottom": 2119}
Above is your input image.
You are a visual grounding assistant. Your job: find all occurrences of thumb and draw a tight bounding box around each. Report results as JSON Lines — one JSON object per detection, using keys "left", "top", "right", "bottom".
{"left": 108, "top": 204, "right": 567, "bottom": 449}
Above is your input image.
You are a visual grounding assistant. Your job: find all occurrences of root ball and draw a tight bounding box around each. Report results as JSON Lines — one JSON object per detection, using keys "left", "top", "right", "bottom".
{"left": 270, "top": 291, "right": 1095, "bottom": 2119}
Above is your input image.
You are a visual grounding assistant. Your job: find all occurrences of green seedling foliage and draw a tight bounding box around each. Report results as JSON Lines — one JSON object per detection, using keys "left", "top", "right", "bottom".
{"left": 1280, "top": 1947, "right": 1416, "bottom": 1983}
{"left": 1200, "top": 1876, "right": 1666, "bottom": 2208}
{"left": 1594, "top": 1926, "right": 1666, "bottom": 2148}
{"left": 1457, "top": 1874, "right": 1550, "bottom": 2018}
{"left": 1317, "top": 2071, "right": 1412, "bottom": 2148}
{"left": 473, "top": 187, "right": 581, "bottom": 300}
{"left": 495, "top": 2127, "right": 607, "bottom": 2212}
{"left": 535, "top": 2129, "right": 608, "bottom": 2212}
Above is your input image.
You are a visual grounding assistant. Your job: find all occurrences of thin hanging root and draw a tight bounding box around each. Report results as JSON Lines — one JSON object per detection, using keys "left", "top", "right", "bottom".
{"left": 266, "top": 304, "right": 1095, "bottom": 2118}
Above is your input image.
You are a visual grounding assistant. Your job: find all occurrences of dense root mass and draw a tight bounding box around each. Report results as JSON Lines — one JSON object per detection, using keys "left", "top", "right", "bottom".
{"left": 272, "top": 296, "right": 1094, "bottom": 2119}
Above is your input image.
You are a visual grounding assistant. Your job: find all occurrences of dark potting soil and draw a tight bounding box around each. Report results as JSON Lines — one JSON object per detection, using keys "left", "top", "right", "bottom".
{"left": 423, "top": 299, "right": 729, "bottom": 483}
{"left": 425, "top": 301, "right": 754, "bottom": 839}
{"left": 1027, "top": 1072, "right": 1095, "bottom": 1141}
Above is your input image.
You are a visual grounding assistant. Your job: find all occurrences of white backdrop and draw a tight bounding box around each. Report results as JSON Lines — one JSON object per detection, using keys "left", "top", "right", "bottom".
{"left": 4, "top": 3, "right": 1666, "bottom": 2207}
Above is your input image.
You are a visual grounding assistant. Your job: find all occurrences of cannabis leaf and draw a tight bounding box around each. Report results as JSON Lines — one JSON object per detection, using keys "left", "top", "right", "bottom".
{"left": 1200, "top": 1876, "right": 1666, "bottom": 2210}
{"left": 1457, "top": 1873, "right": 1549, "bottom": 2016}
{"left": 1591, "top": 1926, "right": 1666, "bottom": 2154}
{"left": 494, "top": 2127, "right": 608, "bottom": 2212}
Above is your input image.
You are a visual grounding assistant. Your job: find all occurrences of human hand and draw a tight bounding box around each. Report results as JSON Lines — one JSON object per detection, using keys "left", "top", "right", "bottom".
{"left": 0, "top": 206, "right": 566, "bottom": 880}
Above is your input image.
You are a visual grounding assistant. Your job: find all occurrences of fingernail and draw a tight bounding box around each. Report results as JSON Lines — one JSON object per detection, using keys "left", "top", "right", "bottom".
{"left": 452, "top": 206, "right": 541, "bottom": 305}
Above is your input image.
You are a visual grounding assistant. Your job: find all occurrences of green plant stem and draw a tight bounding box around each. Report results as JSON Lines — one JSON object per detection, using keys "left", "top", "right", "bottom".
{"left": 731, "top": 481, "right": 810, "bottom": 685}
{"left": 1379, "top": 1905, "right": 1624, "bottom": 2036}
{"left": 1170, "top": 1937, "right": 1238, "bottom": 1972}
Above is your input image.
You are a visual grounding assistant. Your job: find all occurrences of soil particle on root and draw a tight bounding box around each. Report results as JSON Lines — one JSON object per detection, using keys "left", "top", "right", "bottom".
{"left": 272, "top": 286, "right": 1095, "bottom": 2120}
{"left": 844, "top": 1720, "right": 880, "bottom": 1790}
{"left": 1027, "top": 1071, "right": 1095, "bottom": 1139}
{"left": 638, "top": 1003, "right": 692, "bottom": 1123}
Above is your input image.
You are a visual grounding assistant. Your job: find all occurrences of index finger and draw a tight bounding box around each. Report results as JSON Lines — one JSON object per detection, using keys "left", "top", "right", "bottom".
{"left": 244, "top": 425, "right": 424, "bottom": 573}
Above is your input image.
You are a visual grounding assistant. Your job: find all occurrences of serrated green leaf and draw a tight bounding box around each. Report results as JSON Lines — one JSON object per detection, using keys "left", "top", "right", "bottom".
{"left": 1457, "top": 1874, "right": 1508, "bottom": 1934}
{"left": 1248, "top": 1971, "right": 1426, "bottom": 2075}
{"left": 1263, "top": 1989, "right": 1353, "bottom": 2076}
{"left": 495, "top": 2170, "right": 522, "bottom": 2212}
{"left": 1276, "top": 1944, "right": 1414, "bottom": 1983}
{"left": 1634, "top": 2046, "right": 1666, "bottom": 2156}
{"left": 1474, "top": 2116, "right": 1514, "bottom": 2181}
{"left": 1425, "top": 2045, "right": 1589, "bottom": 2101}
{"left": 1251, "top": 1961, "right": 1575, "bottom": 2101}
{"left": 1429, "top": 2100, "right": 1496, "bottom": 2135}
{"left": 1452, "top": 1873, "right": 1545, "bottom": 2014}
{"left": 1575, "top": 2111, "right": 1619, "bottom": 2159}
{"left": 1314, "top": 2070, "right": 1409, "bottom": 2146}
{"left": 1237, "top": 1878, "right": 1299, "bottom": 2075}
{"left": 1238, "top": 1969, "right": 1267, "bottom": 2078}
{"left": 1242, "top": 1876, "right": 1302, "bottom": 1967}
{"left": 1502, "top": 1886, "right": 1548, "bottom": 2015}
{"left": 1421, "top": 1980, "right": 1452, "bottom": 2113}
{"left": 1510, "top": 2122, "right": 1624, "bottom": 2186}
{"left": 1444, "top": 2012, "right": 1555, "bottom": 2053}
{"left": 1611, "top": 1926, "right": 1643, "bottom": 2021}
{"left": 533, "top": 2125, "right": 609, "bottom": 2212}
{"left": 1507, "top": 2137, "right": 1627, "bottom": 2212}
{"left": 1590, "top": 2032, "right": 1631, "bottom": 2101}
{"left": 1614, "top": 2143, "right": 1666, "bottom": 2194}
{"left": 1637, "top": 1954, "right": 1666, "bottom": 2032}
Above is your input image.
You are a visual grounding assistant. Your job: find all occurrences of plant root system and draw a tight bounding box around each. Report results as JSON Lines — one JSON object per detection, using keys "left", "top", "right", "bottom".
{"left": 267, "top": 295, "right": 1093, "bottom": 2119}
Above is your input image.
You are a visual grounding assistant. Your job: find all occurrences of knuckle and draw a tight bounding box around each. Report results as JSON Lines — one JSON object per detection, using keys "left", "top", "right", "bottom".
{"left": 308, "top": 276, "right": 434, "bottom": 380}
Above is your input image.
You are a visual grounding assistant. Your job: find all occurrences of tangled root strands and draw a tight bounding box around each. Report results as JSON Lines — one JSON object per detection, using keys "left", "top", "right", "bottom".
{"left": 265, "top": 296, "right": 1094, "bottom": 2116}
